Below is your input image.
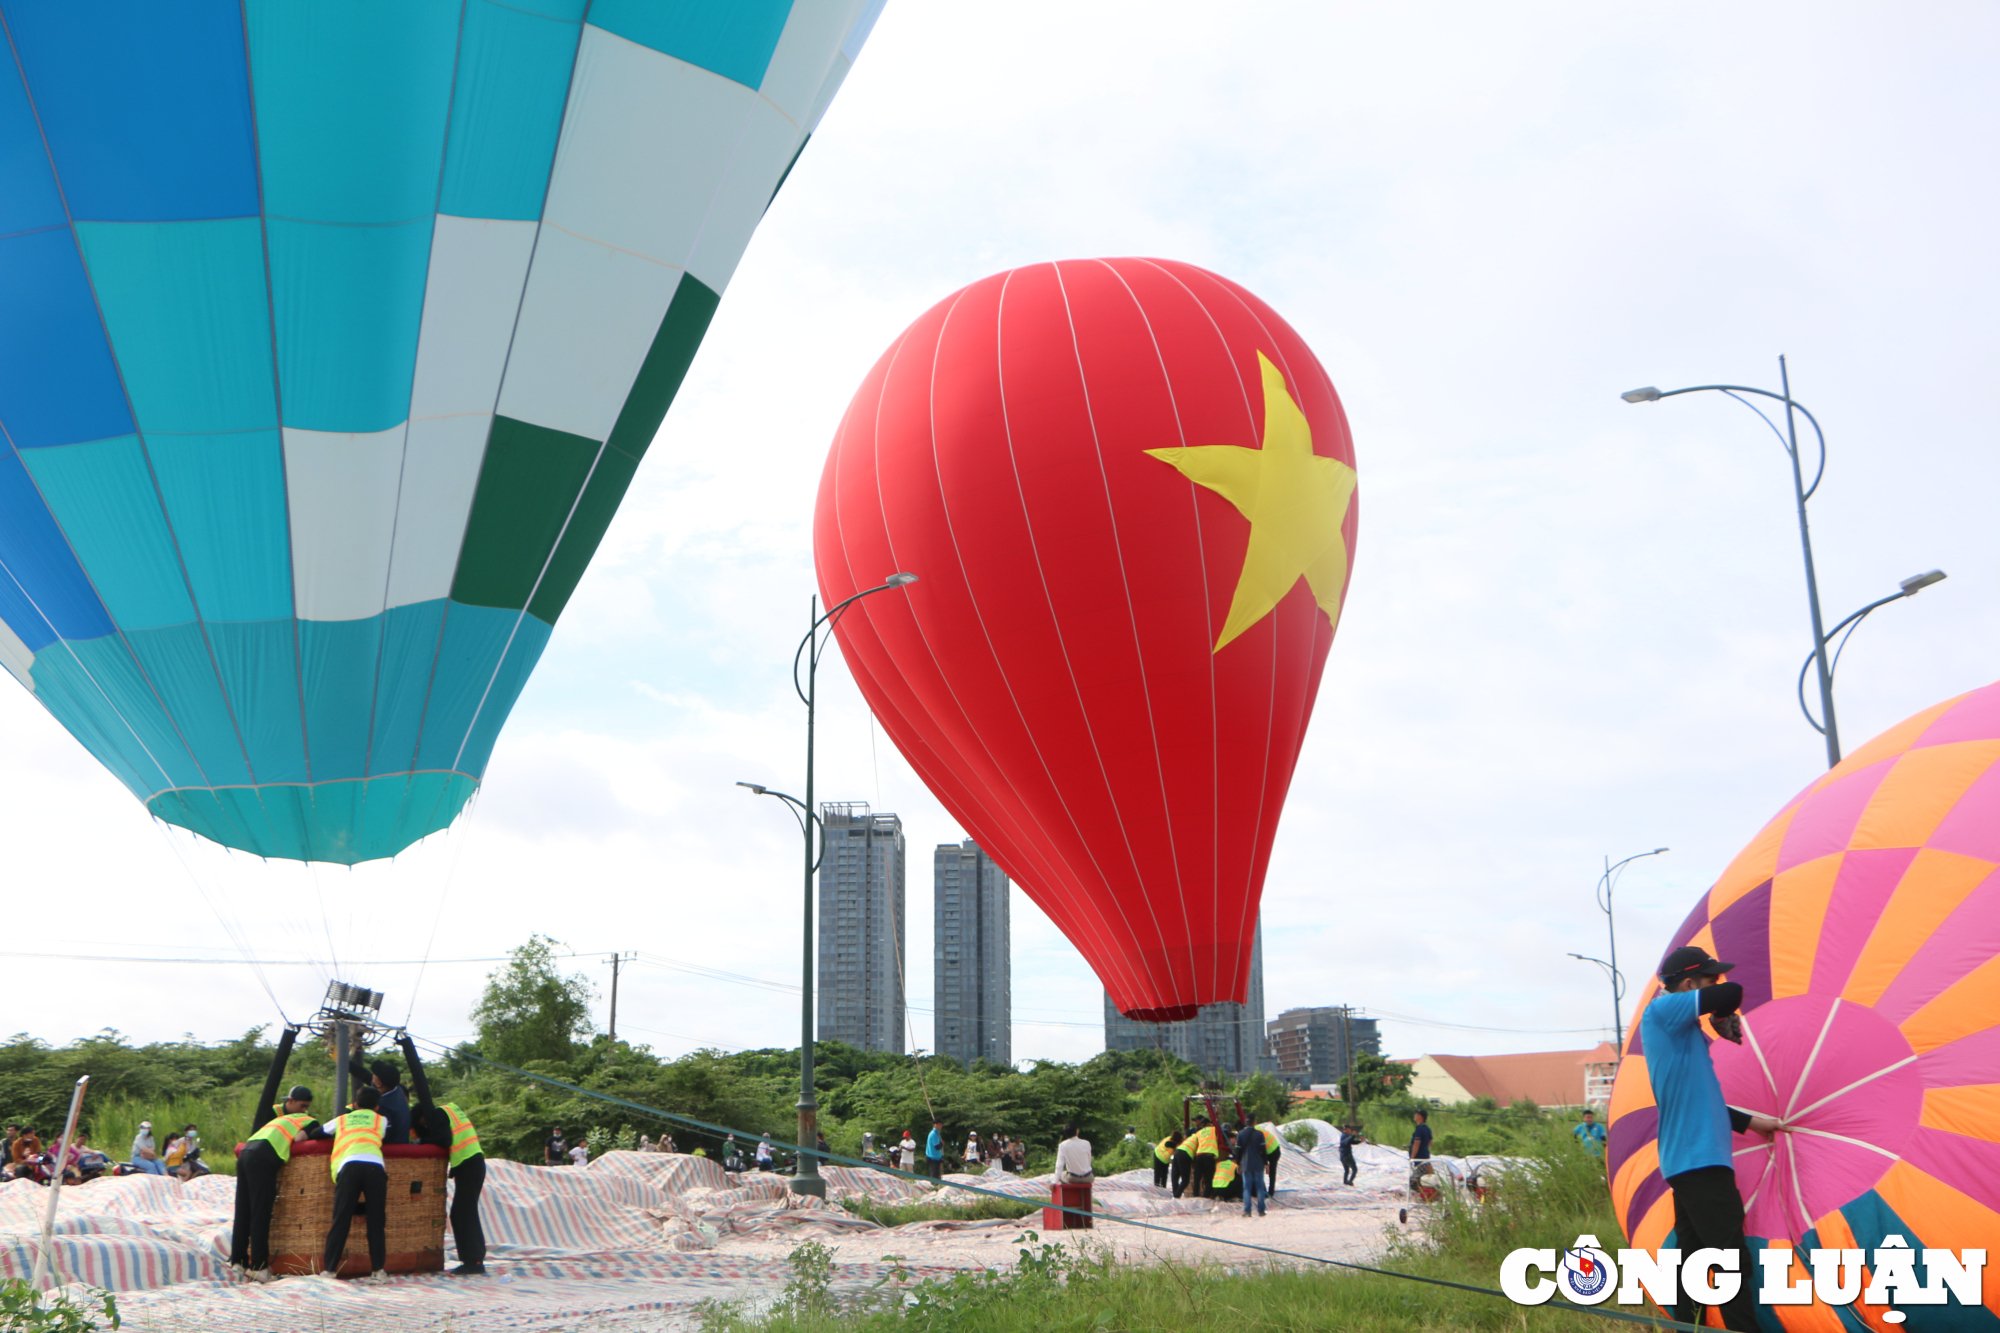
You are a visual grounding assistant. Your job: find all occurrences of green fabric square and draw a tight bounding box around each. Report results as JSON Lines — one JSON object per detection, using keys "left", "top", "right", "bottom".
{"left": 450, "top": 416, "right": 598, "bottom": 611}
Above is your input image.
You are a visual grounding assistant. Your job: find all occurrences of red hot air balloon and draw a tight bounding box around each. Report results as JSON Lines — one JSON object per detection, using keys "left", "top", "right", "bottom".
{"left": 814, "top": 258, "right": 1357, "bottom": 1021}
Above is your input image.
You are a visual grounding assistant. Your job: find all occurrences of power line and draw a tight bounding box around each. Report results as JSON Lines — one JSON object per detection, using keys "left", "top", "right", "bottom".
{"left": 0, "top": 950, "right": 520, "bottom": 967}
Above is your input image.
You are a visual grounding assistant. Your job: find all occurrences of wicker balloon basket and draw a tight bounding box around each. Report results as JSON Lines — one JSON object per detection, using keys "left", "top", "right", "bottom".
{"left": 258, "top": 1139, "right": 448, "bottom": 1276}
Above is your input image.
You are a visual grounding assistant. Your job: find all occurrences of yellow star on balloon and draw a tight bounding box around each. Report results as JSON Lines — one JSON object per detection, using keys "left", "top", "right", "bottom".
{"left": 1146, "top": 351, "right": 1356, "bottom": 652}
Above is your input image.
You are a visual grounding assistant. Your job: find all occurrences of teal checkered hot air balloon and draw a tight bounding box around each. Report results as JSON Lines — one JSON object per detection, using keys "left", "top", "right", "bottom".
{"left": 0, "top": 0, "right": 879, "bottom": 862}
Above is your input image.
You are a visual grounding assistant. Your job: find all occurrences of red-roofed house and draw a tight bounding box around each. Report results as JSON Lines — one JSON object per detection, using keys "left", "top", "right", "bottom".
{"left": 1406, "top": 1044, "right": 1617, "bottom": 1109}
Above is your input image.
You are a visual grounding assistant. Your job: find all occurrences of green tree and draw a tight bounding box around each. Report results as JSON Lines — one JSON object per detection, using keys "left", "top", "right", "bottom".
{"left": 1343, "top": 1050, "right": 1416, "bottom": 1104}
{"left": 469, "top": 937, "right": 596, "bottom": 1066}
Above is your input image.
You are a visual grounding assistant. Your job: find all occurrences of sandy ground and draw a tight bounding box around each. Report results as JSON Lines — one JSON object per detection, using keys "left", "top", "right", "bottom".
{"left": 731, "top": 1193, "right": 1407, "bottom": 1274}
{"left": 6, "top": 1132, "right": 1451, "bottom": 1331}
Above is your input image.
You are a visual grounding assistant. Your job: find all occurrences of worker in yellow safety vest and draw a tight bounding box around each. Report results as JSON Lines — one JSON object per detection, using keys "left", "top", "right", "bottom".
{"left": 229, "top": 1085, "right": 316, "bottom": 1280}
{"left": 317, "top": 1084, "right": 388, "bottom": 1281}
{"left": 1256, "top": 1122, "right": 1283, "bottom": 1195}
{"left": 1210, "top": 1152, "right": 1242, "bottom": 1203}
{"left": 1152, "top": 1130, "right": 1181, "bottom": 1189}
{"left": 1186, "top": 1117, "right": 1220, "bottom": 1198}
{"left": 415, "top": 1100, "right": 488, "bottom": 1276}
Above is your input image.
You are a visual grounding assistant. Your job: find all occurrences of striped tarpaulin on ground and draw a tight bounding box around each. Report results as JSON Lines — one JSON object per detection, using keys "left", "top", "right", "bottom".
{"left": 3, "top": 1140, "right": 1479, "bottom": 1328}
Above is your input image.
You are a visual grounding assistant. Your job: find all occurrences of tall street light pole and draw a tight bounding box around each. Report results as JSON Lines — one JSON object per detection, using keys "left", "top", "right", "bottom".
{"left": 738, "top": 571, "right": 916, "bottom": 1198}
{"left": 1797, "top": 571, "right": 1947, "bottom": 742}
{"left": 1568, "top": 952, "right": 1624, "bottom": 1050}
{"left": 1621, "top": 359, "right": 1945, "bottom": 769}
{"left": 1595, "top": 847, "right": 1667, "bottom": 1055}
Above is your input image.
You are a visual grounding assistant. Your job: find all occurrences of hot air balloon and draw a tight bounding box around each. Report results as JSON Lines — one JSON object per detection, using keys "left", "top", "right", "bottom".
{"left": 0, "top": 0, "right": 880, "bottom": 863}
{"left": 813, "top": 258, "right": 1357, "bottom": 1020}
{"left": 1609, "top": 681, "right": 2000, "bottom": 1326}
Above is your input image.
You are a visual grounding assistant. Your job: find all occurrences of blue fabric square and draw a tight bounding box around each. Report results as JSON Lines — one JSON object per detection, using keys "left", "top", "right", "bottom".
{"left": 589, "top": 0, "right": 792, "bottom": 88}
{"left": 208, "top": 618, "right": 309, "bottom": 784}
{"left": 244, "top": 0, "right": 458, "bottom": 224}
{"left": 76, "top": 220, "right": 278, "bottom": 436}
{"left": 0, "top": 50, "right": 64, "bottom": 238}
{"left": 21, "top": 435, "right": 197, "bottom": 631}
{"left": 3, "top": 0, "right": 258, "bottom": 222}
{"left": 299, "top": 615, "right": 384, "bottom": 780}
{"left": 0, "top": 446, "right": 113, "bottom": 642}
{"left": 0, "top": 228, "right": 133, "bottom": 448}
{"left": 440, "top": 0, "right": 584, "bottom": 220}
{"left": 146, "top": 431, "right": 292, "bottom": 624}
{"left": 267, "top": 218, "right": 429, "bottom": 433}
{"left": 125, "top": 621, "right": 253, "bottom": 787}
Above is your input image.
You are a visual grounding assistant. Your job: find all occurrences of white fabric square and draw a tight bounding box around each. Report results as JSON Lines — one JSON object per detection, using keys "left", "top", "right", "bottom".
{"left": 410, "top": 216, "right": 539, "bottom": 421}
{"left": 683, "top": 98, "right": 800, "bottom": 294}
{"left": 284, "top": 426, "right": 404, "bottom": 622}
{"left": 544, "top": 26, "right": 761, "bottom": 272}
{"left": 759, "top": 0, "right": 869, "bottom": 127}
{"left": 0, "top": 621, "right": 33, "bottom": 693}
{"left": 386, "top": 414, "right": 492, "bottom": 610}
{"left": 495, "top": 225, "right": 680, "bottom": 442}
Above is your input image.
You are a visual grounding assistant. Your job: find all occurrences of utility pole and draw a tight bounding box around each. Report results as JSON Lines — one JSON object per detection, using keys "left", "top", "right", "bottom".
{"left": 606, "top": 952, "right": 636, "bottom": 1042}
{"left": 1340, "top": 1005, "right": 1355, "bottom": 1104}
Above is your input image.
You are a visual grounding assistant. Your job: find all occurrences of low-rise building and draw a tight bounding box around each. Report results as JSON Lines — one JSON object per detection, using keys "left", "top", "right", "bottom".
{"left": 1405, "top": 1043, "right": 1618, "bottom": 1109}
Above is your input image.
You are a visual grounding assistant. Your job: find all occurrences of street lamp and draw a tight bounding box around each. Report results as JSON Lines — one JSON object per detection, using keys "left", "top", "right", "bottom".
{"left": 1621, "top": 358, "right": 1943, "bottom": 769}
{"left": 1568, "top": 952, "right": 1625, "bottom": 1047}
{"left": 1796, "top": 571, "right": 1947, "bottom": 739}
{"left": 1594, "top": 847, "right": 1667, "bottom": 1055}
{"left": 738, "top": 571, "right": 917, "bottom": 1198}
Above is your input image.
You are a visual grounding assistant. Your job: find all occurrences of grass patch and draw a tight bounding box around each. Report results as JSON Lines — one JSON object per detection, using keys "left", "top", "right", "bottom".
{"left": 837, "top": 1194, "right": 1042, "bottom": 1227}
{"left": 707, "top": 1139, "right": 1622, "bottom": 1331}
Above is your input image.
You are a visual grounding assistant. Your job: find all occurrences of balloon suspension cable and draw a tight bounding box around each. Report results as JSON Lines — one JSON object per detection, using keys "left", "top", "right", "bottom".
{"left": 882, "top": 882, "right": 936, "bottom": 1121}
{"left": 150, "top": 819, "right": 293, "bottom": 1025}
{"left": 417, "top": 1039, "right": 1707, "bottom": 1331}
{"left": 403, "top": 810, "right": 478, "bottom": 1028}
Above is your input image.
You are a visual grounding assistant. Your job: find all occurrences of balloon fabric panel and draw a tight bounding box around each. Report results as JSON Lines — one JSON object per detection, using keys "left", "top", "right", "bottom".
{"left": 814, "top": 258, "right": 1356, "bottom": 1021}
{"left": 0, "top": 0, "right": 880, "bottom": 861}
{"left": 1608, "top": 681, "right": 2000, "bottom": 1328}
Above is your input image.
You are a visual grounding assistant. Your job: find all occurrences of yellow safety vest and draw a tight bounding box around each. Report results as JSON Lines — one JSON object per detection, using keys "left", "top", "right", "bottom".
{"left": 1212, "top": 1159, "right": 1238, "bottom": 1189}
{"left": 1260, "top": 1127, "right": 1280, "bottom": 1153}
{"left": 1154, "top": 1135, "right": 1175, "bottom": 1163}
{"left": 330, "top": 1110, "right": 386, "bottom": 1179}
{"left": 1188, "top": 1126, "right": 1218, "bottom": 1157}
{"left": 247, "top": 1113, "right": 316, "bottom": 1164}
{"left": 442, "top": 1103, "right": 483, "bottom": 1170}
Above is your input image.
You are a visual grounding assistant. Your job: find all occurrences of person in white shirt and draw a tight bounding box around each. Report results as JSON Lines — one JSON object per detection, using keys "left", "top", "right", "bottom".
{"left": 567, "top": 1141, "right": 587, "bottom": 1167}
{"left": 1054, "top": 1125, "right": 1093, "bottom": 1184}
{"left": 962, "top": 1132, "right": 981, "bottom": 1167}
{"left": 755, "top": 1134, "right": 775, "bottom": 1171}
{"left": 897, "top": 1130, "right": 917, "bottom": 1171}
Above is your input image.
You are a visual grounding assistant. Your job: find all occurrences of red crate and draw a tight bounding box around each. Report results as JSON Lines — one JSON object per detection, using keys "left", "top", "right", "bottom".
{"left": 1042, "top": 1181, "right": 1094, "bottom": 1230}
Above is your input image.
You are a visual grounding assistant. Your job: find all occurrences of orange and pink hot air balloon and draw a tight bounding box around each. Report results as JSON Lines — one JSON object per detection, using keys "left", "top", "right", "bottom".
{"left": 1610, "top": 681, "right": 2000, "bottom": 1326}
{"left": 813, "top": 258, "right": 1357, "bottom": 1022}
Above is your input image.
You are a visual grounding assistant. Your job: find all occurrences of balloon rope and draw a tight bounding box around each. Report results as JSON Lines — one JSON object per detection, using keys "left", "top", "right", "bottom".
{"left": 149, "top": 820, "right": 292, "bottom": 1025}
{"left": 419, "top": 1040, "right": 1710, "bottom": 1330}
{"left": 403, "top": 798, "right": 477, "bottom": 1028}
{"left": 883, "top": 875, "right": 936, "bottom": 1120}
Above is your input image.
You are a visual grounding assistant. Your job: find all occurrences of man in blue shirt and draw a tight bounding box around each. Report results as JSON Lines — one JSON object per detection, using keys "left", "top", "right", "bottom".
{"left": 1640, "top": 945, "right": 1782, "bottom": 1333}
{"left": 1572, "top": 1108, "right": 1607, "bottom": 1155}
{"left": 925, "top": 1121, "right": 945, "bottom": 1179}
{"left": 1406, "top": 1109, "right": 1434, "bottom": 1196}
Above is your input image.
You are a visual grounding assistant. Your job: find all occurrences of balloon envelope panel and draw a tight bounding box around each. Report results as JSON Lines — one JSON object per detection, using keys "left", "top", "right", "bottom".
{"left": 0, "top": 0, "right": 879, "bottom": 862}
{"left": 813, "top": 257, "right": 1357, "bottom": 1022}
{"left": 1608, "top": 682, "right": 2000, "bottom": 1327}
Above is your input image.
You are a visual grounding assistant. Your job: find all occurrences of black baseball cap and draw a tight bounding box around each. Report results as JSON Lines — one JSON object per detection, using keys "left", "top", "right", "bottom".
{"left": 1659, "top": 945, "right": 1734, "bottom": 982}
{"left": 287, "top": 1085, "right": 313, "bottom": 1104}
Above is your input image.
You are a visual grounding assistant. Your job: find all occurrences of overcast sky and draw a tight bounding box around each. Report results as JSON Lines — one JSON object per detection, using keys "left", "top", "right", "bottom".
{"left": 5, "top": 3, "right": 1996, "bottom": 1069}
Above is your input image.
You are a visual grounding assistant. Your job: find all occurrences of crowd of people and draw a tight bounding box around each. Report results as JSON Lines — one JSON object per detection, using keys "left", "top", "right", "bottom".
{"left": 2, "top": 1121, "right": 210, "bottom": 1185}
